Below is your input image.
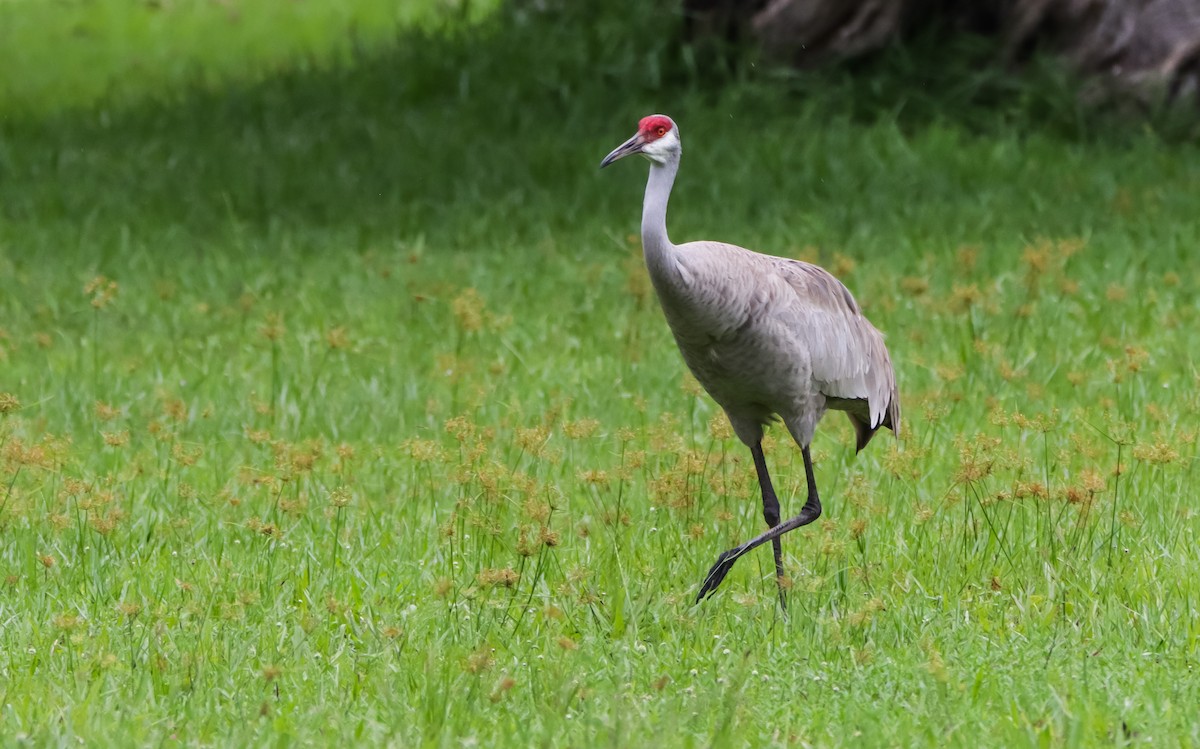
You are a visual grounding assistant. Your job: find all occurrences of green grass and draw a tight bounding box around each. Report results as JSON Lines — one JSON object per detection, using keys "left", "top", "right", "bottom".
{"left": 2, "top": 1, "right": 1200, "bottom": 746}
{"left": 0, "top": 0, "right": 499, "bottom": 117}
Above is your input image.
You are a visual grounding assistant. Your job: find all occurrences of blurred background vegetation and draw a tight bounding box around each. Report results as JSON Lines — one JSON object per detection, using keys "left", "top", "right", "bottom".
{"left": 3, "top": 0, "right": 1197, "bottom": 263}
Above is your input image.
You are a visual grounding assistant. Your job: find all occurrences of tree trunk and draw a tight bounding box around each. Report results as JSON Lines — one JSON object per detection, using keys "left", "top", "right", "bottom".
{"left": 683, "top": 0, "right": 1200, "bottom": 104}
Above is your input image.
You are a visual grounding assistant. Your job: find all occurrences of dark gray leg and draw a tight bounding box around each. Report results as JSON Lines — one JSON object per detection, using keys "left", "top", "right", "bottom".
{"left": 750, "top": 442, "right": 787, "bottom": 610}
{"left": 696, "top": 445, "right": 822, "bottom": 603}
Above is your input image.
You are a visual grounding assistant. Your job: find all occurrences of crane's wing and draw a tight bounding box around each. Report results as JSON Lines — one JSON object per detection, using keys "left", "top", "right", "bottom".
{"left": 771, "top": 258, "right": 900, "bottom": 449}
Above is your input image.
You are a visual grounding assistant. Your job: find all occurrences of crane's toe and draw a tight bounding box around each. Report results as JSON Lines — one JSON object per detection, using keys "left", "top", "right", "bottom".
{"left": 695, "top": 547, "right": 741, "bottom": 602}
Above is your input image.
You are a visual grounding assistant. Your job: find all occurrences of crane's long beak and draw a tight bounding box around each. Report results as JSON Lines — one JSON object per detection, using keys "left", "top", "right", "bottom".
{"left": 600, "top": 134, "right": 643, "bottom": 169}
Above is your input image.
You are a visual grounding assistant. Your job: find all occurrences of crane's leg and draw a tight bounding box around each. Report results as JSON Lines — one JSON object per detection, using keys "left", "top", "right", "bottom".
{"left": 750, "top": 442, "right": 787, "bottom": 610}
{"left": 696, "top": 445, "right": 822, "bottom": 603}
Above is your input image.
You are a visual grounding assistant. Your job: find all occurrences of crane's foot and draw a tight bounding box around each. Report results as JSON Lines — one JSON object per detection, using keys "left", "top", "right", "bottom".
{"left": 695, "top": 547, "right": 741, "bottom": 603}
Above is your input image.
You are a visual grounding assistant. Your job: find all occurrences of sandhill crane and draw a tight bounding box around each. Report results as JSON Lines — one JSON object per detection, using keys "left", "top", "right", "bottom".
{"left": 600, "top": 114, "right": 900, "bottom": 606}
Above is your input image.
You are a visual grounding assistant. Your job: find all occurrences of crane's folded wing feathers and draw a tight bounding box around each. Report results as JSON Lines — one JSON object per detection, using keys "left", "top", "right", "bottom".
{"left": 772, "top": 258, "right": 900, "bottom": 438}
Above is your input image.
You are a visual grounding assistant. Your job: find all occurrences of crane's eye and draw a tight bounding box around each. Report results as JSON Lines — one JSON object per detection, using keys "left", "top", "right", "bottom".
{"left": 656, "top": 126, "right": 667, "bottom": 137}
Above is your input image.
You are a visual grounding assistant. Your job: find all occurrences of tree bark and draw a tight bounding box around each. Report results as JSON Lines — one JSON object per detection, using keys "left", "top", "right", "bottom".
{"left": 683, "top": 0, "right": 1200, "bottom": 104}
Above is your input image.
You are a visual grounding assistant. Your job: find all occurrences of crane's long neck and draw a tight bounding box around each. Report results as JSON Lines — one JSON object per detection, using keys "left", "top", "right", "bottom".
{"left": 641, "top": 157, "right": 679, "bottom": 278}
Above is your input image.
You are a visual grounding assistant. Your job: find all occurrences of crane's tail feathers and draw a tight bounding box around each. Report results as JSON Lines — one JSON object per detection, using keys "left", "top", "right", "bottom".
{"left": 847, "top": 403, "right": 899, "bottom": 454}
{"left": 849, "top": 415, "right": 874, "bottom": 453}
{"left": 826, "top": 395, "right": 899, "bottom": 453}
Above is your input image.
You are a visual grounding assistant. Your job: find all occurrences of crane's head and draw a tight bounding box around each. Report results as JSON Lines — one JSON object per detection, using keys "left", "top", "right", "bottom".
{"left": 600, "top": 115, "right": 680, "bottom": 169}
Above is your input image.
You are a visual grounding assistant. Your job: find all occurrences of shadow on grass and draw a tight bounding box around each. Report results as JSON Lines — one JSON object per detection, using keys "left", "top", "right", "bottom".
{"left": 1, "top": 2, "right": 1192, "bottom": 255}
{"left": 0, "top": 3, "right": 691, "bottom": 250}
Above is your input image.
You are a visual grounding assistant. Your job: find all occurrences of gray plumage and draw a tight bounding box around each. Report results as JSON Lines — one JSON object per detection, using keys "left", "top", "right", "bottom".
{"left": 651, "top": 239, "right": 899, "bottom": 452}
{"left": 601, "top": 114, "right": 900, "bottom": 606}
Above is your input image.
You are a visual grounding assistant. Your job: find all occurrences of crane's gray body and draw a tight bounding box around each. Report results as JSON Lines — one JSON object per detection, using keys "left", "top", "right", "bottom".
{"left": 651, "top": 239, "right": 898, "bottom": 451}
{"left": 635, "top": 131, "right": 899, "bottom": 454}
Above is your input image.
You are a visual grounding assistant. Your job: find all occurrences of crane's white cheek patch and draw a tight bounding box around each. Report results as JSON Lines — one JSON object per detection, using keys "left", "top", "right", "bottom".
{"left": 640, "top": 132, "right": 680, "bottom": 163}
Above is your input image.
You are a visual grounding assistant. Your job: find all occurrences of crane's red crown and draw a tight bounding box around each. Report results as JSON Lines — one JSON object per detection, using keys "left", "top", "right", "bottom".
{"left": 638, "top": 115, "right": 674, "bottom": 141}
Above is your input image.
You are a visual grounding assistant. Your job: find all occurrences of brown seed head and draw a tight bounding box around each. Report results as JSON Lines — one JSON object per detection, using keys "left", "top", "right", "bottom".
{"left": 329, "top": 487, "right": 352, "bottom": 508}
{"left": 259, "top": 312, "right": 285, "bottom": 342}
{"left": 102, "top": 430, "right": 130, "bottom": 447}
{"left": 451, "top": 288, "right": 486, "bottom": 333}
{"left": 477, "top": 567, "right": 520, "bottom": 588}
{"left": 0, "top": 392, "right": 20, "bottom": 415}
{"left": 324, "top": 326, "right": 350, "bottom": 350}
{"left": 52, "top": 613, "right": 81, "bottom": 631}
{"left": 464, "top": 647, "right": 494, "bottom": 674}
{"left": 94, "top": 401, "right": 121, "bottom": 421}
{"left": 84, "top": 276, "right": 119, "bottom": 309}
{"left": 117, "top": 600, "right": 142, "bottom": 618}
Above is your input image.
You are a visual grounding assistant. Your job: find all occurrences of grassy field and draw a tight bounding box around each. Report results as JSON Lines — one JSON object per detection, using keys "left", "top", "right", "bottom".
{"left": 2, "top": 1, "right": 1199, "bottom": 746}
